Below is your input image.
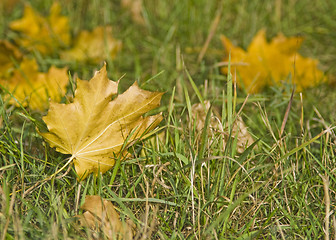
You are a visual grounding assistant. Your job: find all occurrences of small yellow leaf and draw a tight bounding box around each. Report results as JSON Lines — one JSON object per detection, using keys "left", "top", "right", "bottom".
{"left": 0, "top": 58, "right": 68, "bottom": 110}
{"left": 221, "top": 29, "right": 325, "bottom": 93}
{"left": 60, "top": 26, "right": 122, "bottom": 64}
{"left": 0, "top": 40, "right": 22, "bottom": 78}
{"left": 9, "top": 3, "right": 70, "bottom": 54}
{"left": 77, "top": 195, "right": 134, "bottom": 240}
{"left": 40, "top": 64, "right": 163, "bottom": 180}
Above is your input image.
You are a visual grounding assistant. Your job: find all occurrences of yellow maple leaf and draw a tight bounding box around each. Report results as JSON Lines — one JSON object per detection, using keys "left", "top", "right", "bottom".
{"left": 9, "top": 3, "right": 70, "bottom": 54}
{"left": 0, "top": 58, "right": 68, "bottom": 110}
{"left": 270, "top": 32, "right": 304, "bottom": 55}
{"left": 77, "top": 195, "right": 135, "bottom": 239}
{"left": 0, "top": 40, "right": 22, "bottom": 78}
{"left": 221, "top": 29, "right": 325, "bottom": 93}
{"left": 39, "top": 64, "right": 163, "bottom": 180}
{"left": 60, "top": 26, "right": 122, "bottom": 64}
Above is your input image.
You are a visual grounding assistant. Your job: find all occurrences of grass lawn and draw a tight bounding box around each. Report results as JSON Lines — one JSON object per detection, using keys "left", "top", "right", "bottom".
{"left": 1, "top": 0, "right": 336, "bottom": 239}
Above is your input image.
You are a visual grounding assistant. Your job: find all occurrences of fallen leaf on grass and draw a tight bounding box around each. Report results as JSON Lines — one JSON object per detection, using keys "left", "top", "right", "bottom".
{"left": 39, "top": 64, "right": 163, "bottom": 179}
{"left": 0, "top": 58, "right": 68, "bottom": 110}
{"left": 231, "top": 116, "right": 256, "bottom": 153}
{"left": 191, "top": 101, "right": 254, "bottom": 153}
{"left": 77, "top": 195, "right": 135, "bottom": 240}
{"left": 9, "top": 3, "right": 70, "bottom": 54}
{"left": 121, "top": 0, "right": 145, "bottom": 25}
{"left": 0, "top": 40, "right": 22, "bottom": 78}
{"left": 191, "top": 100, "right": 220, "bottom": 133}
{"left": 61, "top": 26, "right": 122, "bottom": 64}
{"left": 221, "top": 29, "right": 325, "bottom": 93}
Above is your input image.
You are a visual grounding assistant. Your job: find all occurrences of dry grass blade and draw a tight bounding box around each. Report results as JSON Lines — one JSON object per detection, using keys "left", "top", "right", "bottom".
{"left": 322, "top": 175, "right": 330, "bottom": 240}
{"left": 1, "top": 185, "right": 16, "bottom": 240}
{"left": 197, "top": 2, "right": 223, "bottom": 63}
{"left": 280, "top": 87, "right": 295, "bottom": 138}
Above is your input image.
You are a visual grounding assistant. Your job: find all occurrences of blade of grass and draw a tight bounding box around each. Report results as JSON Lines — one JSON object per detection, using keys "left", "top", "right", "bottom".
{"left": 185, "top": 67, "right": 205, "bottom": 108}
{"left": 204, "top": 183, "right": 263, "bottom": 235}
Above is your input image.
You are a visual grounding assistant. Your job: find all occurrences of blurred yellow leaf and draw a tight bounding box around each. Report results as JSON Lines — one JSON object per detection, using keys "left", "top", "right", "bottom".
{"left": 0, "top": 58, "right": 68, "bottom": 110}
{"left": 271, "top": 32, "right": 304, "bottom": 54}
{"left": 221, "top": 29, "right": 325, "bottom": 93}
{"left": 39, "top": 64, "right": 163, "bottom": 180}
{"left": 0, "top": 40, "right": 22, "bottom": 78}
{"left": 77, "top": 195, "right": 135, "bottom": 240}
{"left": 9, "top": 3, "right": 70, "bottom": 54}
{"left": 60, "top": 26, "right": 122, "bottom": 64}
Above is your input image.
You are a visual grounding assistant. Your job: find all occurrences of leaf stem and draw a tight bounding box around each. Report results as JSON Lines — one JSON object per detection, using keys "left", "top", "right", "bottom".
{"left": 22, "top": 156, "right": 74, "bottom": 198}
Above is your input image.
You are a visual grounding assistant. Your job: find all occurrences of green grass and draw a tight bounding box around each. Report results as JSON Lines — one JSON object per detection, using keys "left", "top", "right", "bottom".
{"left": 1, "top": 0, "right": 336, "bottom": 239}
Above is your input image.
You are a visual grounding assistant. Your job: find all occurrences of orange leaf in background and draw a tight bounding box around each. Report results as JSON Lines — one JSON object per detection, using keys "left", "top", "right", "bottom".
{"left": 77, "top": 195, "right": 135, "bottom": 239}
{"left": 290, "top": 54, "right": 325, "bottom": 91}
{"left": 39, "top": 64, "right": 163, "bottom": 180}
{"left": 9, "top": 3, "right": 70, "bottom": 54}
{"left": 0, "top": 40, "right": 22, "bottom": 77}
{"left": 271, "top": 32, "right": 303, "bottom": 55}
{"left": 221, "top": 29, "right": 325, "bottom": 93}
{"left": 60, "top": 26, "right": 122, "bottom": 64}
{"left": 0, "top": 58, "right": 68, "bottom": 110}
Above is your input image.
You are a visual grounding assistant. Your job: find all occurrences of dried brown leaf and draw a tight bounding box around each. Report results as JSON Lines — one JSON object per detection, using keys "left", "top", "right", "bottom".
{"left": 77, "top": 195, "right": 135, "bottom": 240}
{"left": 1, "top": 0, "right": 20, "bottom": 12}
{"left": 121, "top": 0, "right": 145, "bottom": 25}
{"left": 191, "top": 101, "right": 254, "bottom": 153}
